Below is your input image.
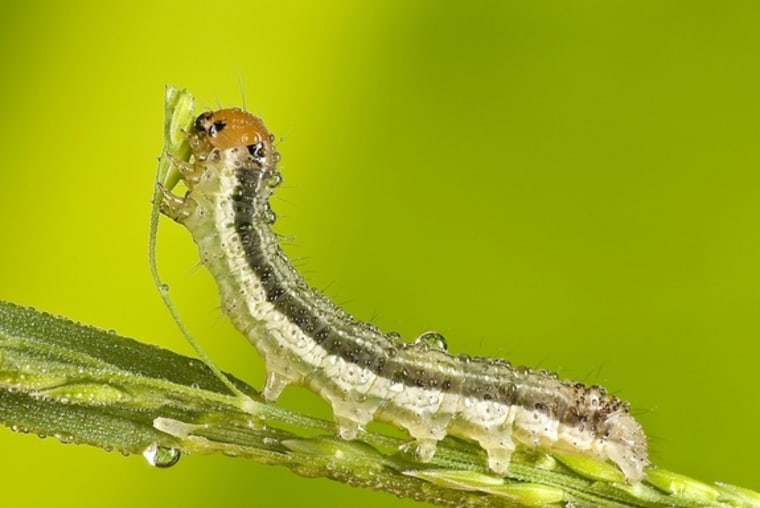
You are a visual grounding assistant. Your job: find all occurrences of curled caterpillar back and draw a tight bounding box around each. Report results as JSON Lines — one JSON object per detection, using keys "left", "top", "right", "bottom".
{"left": 162, "top": 107, "right": 649, "bottom": 484}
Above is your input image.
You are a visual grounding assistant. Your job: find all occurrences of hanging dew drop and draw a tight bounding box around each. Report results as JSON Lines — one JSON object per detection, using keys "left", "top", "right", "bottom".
{"left": 142, "top": 443, "right": 181, "bottom": 468}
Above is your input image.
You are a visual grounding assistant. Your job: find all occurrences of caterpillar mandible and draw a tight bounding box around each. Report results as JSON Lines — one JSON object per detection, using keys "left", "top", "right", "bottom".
{"left": 158, "top": 107, "right": 649, "bottom": 483}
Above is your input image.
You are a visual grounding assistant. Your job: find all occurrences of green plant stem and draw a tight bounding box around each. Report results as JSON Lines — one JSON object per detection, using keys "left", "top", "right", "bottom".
{"left": 148, "top": 87, "right": 252, "bottom": 403}
{"left": 0, "top": 301, "right": 757, "bottom": 507}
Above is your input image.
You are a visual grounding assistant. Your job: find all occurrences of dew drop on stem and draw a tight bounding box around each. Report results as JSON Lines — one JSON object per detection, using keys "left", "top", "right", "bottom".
{"left": 142, "top": 443, "right": 181, "bottom": 468}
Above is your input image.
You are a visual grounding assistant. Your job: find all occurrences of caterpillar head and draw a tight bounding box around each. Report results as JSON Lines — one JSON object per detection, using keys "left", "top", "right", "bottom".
{"left": 194, "top": 108, "right": 277, "bottom": 167}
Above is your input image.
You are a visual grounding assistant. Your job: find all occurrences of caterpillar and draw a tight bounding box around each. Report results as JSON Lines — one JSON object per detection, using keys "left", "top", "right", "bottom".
{"left": 158, "top": 107, "right": 649, "bottom": 483}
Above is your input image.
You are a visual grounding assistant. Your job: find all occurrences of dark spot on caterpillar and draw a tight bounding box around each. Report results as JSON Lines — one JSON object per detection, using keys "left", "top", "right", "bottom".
{"left": 234, "top": 201, "right": 254, "bottom": 216}
{"left": 497, "top": 382, "right": 516, "bottom": 403}
{"left": 247, "top": 142, "right": 264, "bottom": 158}
{"left": 321, "top": 335, "right": 343, "bottom": 353}
{"left": 257, "top": 265, "right": 273, "bottom": 282}
{"left": 212, "top": 120, "right": 226, "bottom": 136}
{"left": 194, "top": 112, "right": 213, "bottom": 133}
{"left": 369, "top": 355, "right": 386, "bottom": 373}
{"left": 314, "top": 329, "right": 330, "bottom": 343}
{"left": 300, "top": 316, "right": 319, "bottom": 334}
{"left": 391, "top": 368, "right": 407, "bottom": 383}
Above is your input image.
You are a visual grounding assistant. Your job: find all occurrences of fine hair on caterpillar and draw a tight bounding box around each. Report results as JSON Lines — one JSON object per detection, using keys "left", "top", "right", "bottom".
{"left": 158, "top": 107, "right": 649, "bottom": 483}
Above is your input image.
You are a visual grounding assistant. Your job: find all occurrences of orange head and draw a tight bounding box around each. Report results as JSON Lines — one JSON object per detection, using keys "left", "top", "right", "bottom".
{"left": 194, "top": 108, "right": 274, "bottom": 155}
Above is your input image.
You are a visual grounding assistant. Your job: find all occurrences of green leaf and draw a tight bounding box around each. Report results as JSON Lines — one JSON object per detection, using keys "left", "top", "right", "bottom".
{"left": 1, "top": 300, "right": 758, "bottom": 507}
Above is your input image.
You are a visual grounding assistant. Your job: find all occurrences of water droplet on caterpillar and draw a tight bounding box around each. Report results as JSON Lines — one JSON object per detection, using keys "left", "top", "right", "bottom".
{"left": 386, "top": 331, "right": 402, "bottom": 341}
{"left": 267, "top": 172, "right": 283, "bottom": 188}
{"left": 142, "top": 443, "right": 181, "bottom": 468}
{"left": 262, "top": 204, "right": 277, "bottom": 225}
{"left": 413, "top": 331, "right": 448, "bottom": 351}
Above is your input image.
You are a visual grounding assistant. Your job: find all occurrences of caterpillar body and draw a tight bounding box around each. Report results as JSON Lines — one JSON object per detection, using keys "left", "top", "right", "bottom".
{"left": 159, "top": 108, "right": 649, "bottom": 483}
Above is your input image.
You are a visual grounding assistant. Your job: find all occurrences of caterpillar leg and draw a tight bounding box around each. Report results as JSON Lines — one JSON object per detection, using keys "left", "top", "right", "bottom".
{"left": 397, "top": 416, "right": 447, "bottom": 463}
{"left": 397, "top": 437, "right": 439, "bottom": 463}
{"left": 157, "top": 184, "right": 190, "bottom": 222}
{"left": 415, "top": 438, "right": 438, "bottom": 462}
{"left": 262, "top": 371, "right": 291, "bottom": 402}
{"left": 164, "top": 152, "right": 200, "bottom": 183}
{"left": 335, "top": 416, "right": 361, "bottom": 440}
{"left": 484, "top": 442, "right": 515, "bottom": 475}
{"left": 331, "top": 398, "right": 380, "bottom": 440}
{"left": 605, "top": 441, "right": 646, "bottom": 483}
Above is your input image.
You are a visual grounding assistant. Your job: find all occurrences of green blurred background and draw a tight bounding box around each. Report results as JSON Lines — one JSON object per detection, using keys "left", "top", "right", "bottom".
{"left": 1, "top": 1, "right": 758, "bottom": 505}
